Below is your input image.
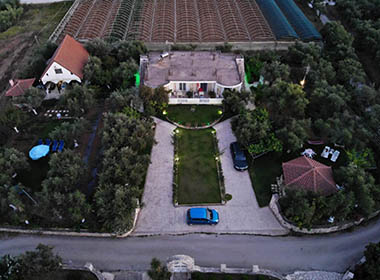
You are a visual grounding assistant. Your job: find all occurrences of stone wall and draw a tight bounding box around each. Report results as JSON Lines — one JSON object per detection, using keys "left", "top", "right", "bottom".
{"left": 269, "top": 194, "right": 380, "bottom": 234}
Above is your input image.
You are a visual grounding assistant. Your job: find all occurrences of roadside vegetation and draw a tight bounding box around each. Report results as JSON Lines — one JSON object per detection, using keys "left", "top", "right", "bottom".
{"left": 353, "top": 241, "right": 380, "bottom": 280}
{"left": 0, "top": 244, "right": 97, "bottom": 280}
{"left": 192, "top": 272, "right": 278, "bottom": 280}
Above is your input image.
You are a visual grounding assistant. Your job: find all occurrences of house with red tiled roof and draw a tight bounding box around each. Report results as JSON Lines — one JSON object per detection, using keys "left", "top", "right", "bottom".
{"left": 41, "top": 35, "right": 89, "bottom": 86}
{"left": 5, "top": 78, "right": 35, "bottom": 97}
{"left": 282, "top": 156, "right": 337, "bottom": 196}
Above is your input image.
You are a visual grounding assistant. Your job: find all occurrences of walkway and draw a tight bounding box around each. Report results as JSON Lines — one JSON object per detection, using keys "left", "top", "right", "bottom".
{"left": 133, "top": 118, "right": 287, "bottom": 235}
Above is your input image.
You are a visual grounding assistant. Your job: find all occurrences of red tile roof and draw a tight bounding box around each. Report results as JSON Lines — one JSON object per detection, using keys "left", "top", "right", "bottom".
{"left": 5, "top": 78, "right": 35, "bottom": 97}
{"left": 282, "top": 156, "right": 337, "bottom": 196}
{"left": 41, "top": 35, "right": 89, "bottom": 80}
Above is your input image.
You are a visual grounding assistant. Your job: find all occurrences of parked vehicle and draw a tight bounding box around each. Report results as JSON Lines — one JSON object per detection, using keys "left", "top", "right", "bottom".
{"left": 187, "top": 208, "right": 219, "bottom": 225}
{"left": 230, "top": 142, "right": 248, "bottom": 171}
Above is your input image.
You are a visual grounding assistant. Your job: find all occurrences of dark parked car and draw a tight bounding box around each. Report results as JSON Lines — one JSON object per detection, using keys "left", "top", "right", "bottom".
{"left": 187, "top": 208, "right": 219, "bottom": 225}
{"left": 230, "top": 142, "right": 248, "bottom": 171}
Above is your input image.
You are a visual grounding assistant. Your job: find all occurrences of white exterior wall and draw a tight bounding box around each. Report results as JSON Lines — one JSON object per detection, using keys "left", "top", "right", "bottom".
{"left": 41, "top": 62, "right": 81, "bottom": 85}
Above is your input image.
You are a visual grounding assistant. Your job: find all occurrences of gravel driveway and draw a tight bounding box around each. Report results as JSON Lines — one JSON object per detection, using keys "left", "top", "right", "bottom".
{"left": 133, "top": 118, "right": 288, "bottom": 236}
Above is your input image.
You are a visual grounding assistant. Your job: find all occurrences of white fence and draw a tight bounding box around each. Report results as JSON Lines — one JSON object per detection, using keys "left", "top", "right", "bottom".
{"left": 169, "top": 98, "right": 223, "bottom": 105}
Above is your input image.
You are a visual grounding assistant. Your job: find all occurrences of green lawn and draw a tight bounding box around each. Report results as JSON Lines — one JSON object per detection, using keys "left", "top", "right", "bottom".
{"left": 192, "top": 272, "right": 278, "bottom": 280}
{"left": 248, "top": 153, "right": 282, "bottom": 207}
{"left": 177, "top": 128, "right": 221, "bottom": 204}
{"left": 167, "top": 105, "right": 222, "bottom": 127}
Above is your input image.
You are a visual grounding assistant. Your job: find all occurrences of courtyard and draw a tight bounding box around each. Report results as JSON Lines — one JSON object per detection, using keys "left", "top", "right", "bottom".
{"left": 133, "top": 118, "right": 288, "bottom": 235}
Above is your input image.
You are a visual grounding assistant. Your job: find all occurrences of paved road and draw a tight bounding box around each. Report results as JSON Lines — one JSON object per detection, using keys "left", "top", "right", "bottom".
{"left": 1, "top": 217, "right": 380, "bottom": 274}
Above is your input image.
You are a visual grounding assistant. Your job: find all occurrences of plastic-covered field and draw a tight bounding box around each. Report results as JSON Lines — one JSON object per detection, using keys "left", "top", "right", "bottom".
{"left": 256, "top": 0, "right": 299, "bottom": 40}
{"left": 274, "top": 0, "right": 321, "bottom": 41}
{"left": 55, "top": 0, "right": 320, "bottom": 43}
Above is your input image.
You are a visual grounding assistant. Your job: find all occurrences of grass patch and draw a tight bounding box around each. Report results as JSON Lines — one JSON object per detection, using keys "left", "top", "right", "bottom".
{"left": 0, "top": 2, "right": 71, "bottom": 41}
{"left": 167, "top": 105, "right": 222, "bottom": 127}
{"left": 248, "top": 153, "right": 282, "bottom": 207}
{"left": 177, "top": 128, "right": 221, "bottom": 204}
{"left": 192, "top": 272, "right": 279, "bottom": 280}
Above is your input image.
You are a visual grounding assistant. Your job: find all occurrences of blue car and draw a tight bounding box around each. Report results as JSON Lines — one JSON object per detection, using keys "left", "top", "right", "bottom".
{"left": 187, "top": 208, "right": 219, "bottom": 225}
{"left": 230, "top": 142, "right": 248, "bottom": 171}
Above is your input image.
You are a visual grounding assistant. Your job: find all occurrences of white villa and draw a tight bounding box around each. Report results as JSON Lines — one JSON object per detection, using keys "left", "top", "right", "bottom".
{"left": 140, "top": 51, "right": 245, "bottom": 105}
{"left": 41, "top": 35, "right": 89, "bottom": 95}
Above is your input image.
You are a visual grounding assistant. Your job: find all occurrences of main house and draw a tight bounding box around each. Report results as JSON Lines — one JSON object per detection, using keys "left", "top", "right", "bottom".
{"left": 140, "top": 51, "right": 245, "bottom": 104}
{"left": 41, "top": 34, "right": 89, "bottom": 94}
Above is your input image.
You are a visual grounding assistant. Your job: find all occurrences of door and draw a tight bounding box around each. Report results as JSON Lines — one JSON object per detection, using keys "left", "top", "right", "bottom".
{"left": 200, "top": 83, "right": 208, "bottom": 92}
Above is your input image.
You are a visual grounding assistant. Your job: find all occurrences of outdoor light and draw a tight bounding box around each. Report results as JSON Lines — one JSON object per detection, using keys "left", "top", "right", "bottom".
{"left": 300, "top": 79, "right": 305, "bottom": 87}
{"left": 163, "top": 110, "right": 167, "bottom": 115}
{"left": 175, "top": 129, "right": 179, "bottom": 134}
{"left": 218, "top": 110, "right": 223, "bottom": 115}
{"left": 175, "top": 156, "right": 179, "bottom": 161}
{"left": 215, "top": 156, "right": 219, "bottom": 161}
{"left": 211, "top": 130, "right": 216, "bottom": 134}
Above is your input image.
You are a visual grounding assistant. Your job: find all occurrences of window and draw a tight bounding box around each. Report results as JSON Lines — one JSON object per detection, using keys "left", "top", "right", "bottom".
{"left": 179, "top": 83, "right": 186, "bottom": 91}
{"left": 55, "top": 68, "right": 63, "bottom": 74}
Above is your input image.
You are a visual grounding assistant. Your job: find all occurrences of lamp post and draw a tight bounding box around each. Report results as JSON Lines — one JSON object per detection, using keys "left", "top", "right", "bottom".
{"left": 300, "top": 65, "right": 310, "bottom": 88}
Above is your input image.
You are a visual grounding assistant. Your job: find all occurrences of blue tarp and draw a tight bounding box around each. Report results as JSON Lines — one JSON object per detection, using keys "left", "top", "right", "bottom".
{"left": 29, "top": 145, "right": 50, "bottom": 160}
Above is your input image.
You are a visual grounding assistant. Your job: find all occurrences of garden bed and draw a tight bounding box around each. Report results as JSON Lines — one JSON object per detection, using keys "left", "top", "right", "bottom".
{"left": 174, "top": 128, "right": 222, "bottom": 204}
{"left": 166, "top": 105, "right": 223, "bottom": 128}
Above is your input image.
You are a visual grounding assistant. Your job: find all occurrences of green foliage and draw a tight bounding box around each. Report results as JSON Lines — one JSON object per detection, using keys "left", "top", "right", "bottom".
{"left": 232, "top": 108, "right": 273, "bottom": 149}
{"left": 0, "top": 147, "right": 29, "bottom": 186}
{"left": 245, "top": 56, "right": 263, "bottom": 83}
{"left": 279, "top": 189, "right": 355, "bottom": 229}
{"left": 0, "top": 0, "right": 23, "bottom": 32}
{"left": 35, "top": 150, "right": 90, "bottom": 226}
{"left": 215, "top": 42, "right": 233, "bottom": 53}
{"left": 107, "top": 87, "right": 142, "bottom": 112}
{"left": 20, "top": 41, "right": 58, "bottom": 79}
{"left": 248, "top": 133, "right": 282, "bottom": 156}
{"left": 60, "top": 84, "right": 95, "bottom": 116}
{"left": 139, "top": 86, "right": 169, "bottom": 115}
{"left": 222, "top": 89, "right": 251, "bottom": 115}
{"left": 95, "top": 112, "right": 155, "bottom": 233}
{"left": 354, "top": 242, "right": 380, "bottom": 280}
{"left": 12, "top": 87, "right": 45, "bottom": 109}
{"left": 148, "top": 258, "right": 171, "bottom": 280}
{"left": 0, "top": 106, "right": 27, "bottom": 129}
{"left": 335, "top": 164, "right": 380, "bottom": 216}
{"left": 48, "top": 119, "right": 89, "bottom": 146}
{"left": 0, "top": 244, "right": 61, "bottom": 280}
{"left": 345, "top": 148, "right": 375, "bottom": 169}
{"left": 83, "top": 40, "right": 147, "bottom": 91}
{"left": 261, "top": 80, "right": 308, "bottom": 127}
{"left": 260, "top": 61, "right": 290, "bottom": 85}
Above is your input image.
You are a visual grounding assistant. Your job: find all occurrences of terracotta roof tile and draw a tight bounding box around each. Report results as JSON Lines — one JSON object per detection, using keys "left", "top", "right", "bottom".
{"left": 41, "top": 35, "right": 89, "bottom": 80}
{"left": 5, "top": 78, "right": 35, "bottom": 97}
{"left": 282, "top": 156, "right": 337, "bottom": 196}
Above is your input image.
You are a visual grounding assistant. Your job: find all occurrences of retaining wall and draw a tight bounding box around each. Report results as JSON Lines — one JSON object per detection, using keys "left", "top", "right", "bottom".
{"left": 269, "top": 194, "right": 380, "bottom": 234}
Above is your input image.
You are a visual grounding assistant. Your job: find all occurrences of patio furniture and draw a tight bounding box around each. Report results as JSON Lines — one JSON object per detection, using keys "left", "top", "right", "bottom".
{"left": 45, "top": 139, "right": 51, "bottom": 146}
{"left": 331, "top": 150, "right": 340, "bottom": 162}
{"left": 52, "top": 140, "right": 58, "bottom": 152}
{"left": 29, "top": 145, "right": 50, "bottom": 160}
{"left": 37, "top": 139, "right": 43, "bottom": 145}
{"left": 321, "top": 146, "right": 330, "bottom": 158}
{"left": 58, "top": 140, "right": 64, "bottom": 152}
{"left": 301, "top": 148, "right": 316, "bottom": 158}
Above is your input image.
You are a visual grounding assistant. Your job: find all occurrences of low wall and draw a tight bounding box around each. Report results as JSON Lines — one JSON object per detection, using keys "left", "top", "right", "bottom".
{"left": 169, "top": 98, "right": 223, "bottom": 105}
{"left": 269, "top": 194, "right": 380, "bottom": 234}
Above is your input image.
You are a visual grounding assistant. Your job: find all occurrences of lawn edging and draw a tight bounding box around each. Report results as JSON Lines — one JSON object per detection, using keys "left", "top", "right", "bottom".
{"left": 269, "top": 194, "right": 380, "bottom": 234}
{"left": 0, "top": 207, "right": 140, "bottom": 238}
{"left": 167, "top": 115, "right": 223, "bottom": 130}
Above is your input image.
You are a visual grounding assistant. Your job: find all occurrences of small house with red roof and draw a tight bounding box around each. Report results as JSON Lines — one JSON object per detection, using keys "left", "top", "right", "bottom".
{"left": 41, "top": 35, "right": 89, "bottom": 87}
{"left": 5, "top": 78, "right": 35, "bottom": 97}
{"left": 282, "top": 156, "right": 337, "bottom": 196}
